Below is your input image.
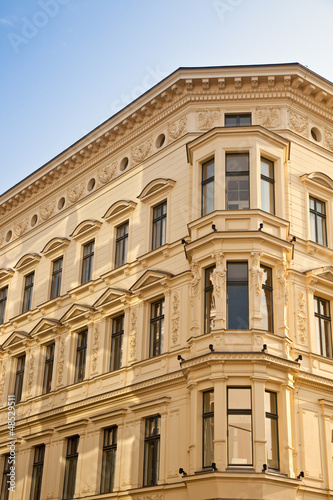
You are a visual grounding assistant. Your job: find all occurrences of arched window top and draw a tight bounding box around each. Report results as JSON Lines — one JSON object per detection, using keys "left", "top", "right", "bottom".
{"left": 41, "top": 237, "right": 70, "bottom": 257}
{"left": 14, "top": 253, "right": 41, "bottom": 272}
{"left": 137, "top": 178, "right": 175, "bottom": 202}
{"left": 301, "top": 172, "right": 333, "bottom": 190}
{"left": 70, "top": 220, "right": 102, "bottom": 240}
{"left": 102, "top": 200, "right": 137, "bottom": 223}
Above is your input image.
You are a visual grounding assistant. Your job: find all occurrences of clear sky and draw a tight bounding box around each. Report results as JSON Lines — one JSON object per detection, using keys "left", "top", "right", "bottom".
{"left": 1, "top": 0, "right": 333, "bottom": 195}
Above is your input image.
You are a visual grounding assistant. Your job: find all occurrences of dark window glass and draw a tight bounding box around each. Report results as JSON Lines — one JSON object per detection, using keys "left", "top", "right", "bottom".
{"left": 152, "top": 202, "right": 167, "bottom": 250}
{"left": 204, "top": 266, "right": 215, "bottom": 334}
{"left": 314, "top": 296, "right": 332, "bottom": 358}
{"left": 42, "top": 343, "right": 55, "bottom": 394}
{"left": 29, "top": 445, "right": 45, "bottom": 500}
{"left": 227, "top": 262, "right": 248, "bottom": 329}
{"left": 203, "top": 391, "right": 214, "bottom": 468}
{"left": 22, "top": 272, "right": 34, "bottom": 313}
{"left": 225, "top": 114, "right": 252, "bottom": 127}
{"left": 14, "top": 354, "right": 25, "bottom": 403}
{"left": 100, "top": 426, "right": 117, "bottom": 493}
{"left": 226, "top": 154, "right": 249, "bottom": 210}
{"left": 202, "top": 159, "right": 214, "bottom": 216}
{"left": 63, "top": 436, "right": 79, "bottom": 500}
{"left": 227, "top": 387, "right": 252, "bottom": 465}
{"left": 261, "top": 266, "right": 273, "bottom": 332}
{"left": 115, "top": 222, "right": 129, "bottom": 268}
{"left": 0, "top": 455, "right": 10, "bottom": 500}
{"left": 143, "top": 416, "right": 160, "bottom": 486}
{"left": 149, "top": 300, "right": 164, "bottom": 357}
{"left": 0, "top": 287, "right": 8, "bottom": 325}
{"left": 261, "top": 158, "right": 275, "bottom": 214}
{"left": 110, "top": 316, "right": 124, "bottom": 371}
{"left": 310, "top": 197, "right": 327, "bottom": 246}
{"left": 81, "top": 241, "right": 94, "bottom": 284}
{"left": 265, "top": 391, "right": 279, "bottom": 470}
{"left": 50, "top": 257, "right": 63, "bottom": 299}
{"left": 74, "top": 331, "right": 87, "bottom": 383}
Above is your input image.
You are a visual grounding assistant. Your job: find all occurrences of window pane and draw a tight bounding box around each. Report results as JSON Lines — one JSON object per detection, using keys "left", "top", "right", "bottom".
{"left": 228, "top": 388, "right": 251, "bottom": 410}
{"left": 202, "top": 181, "right": 214, "bottom": 215}
{"left": 202, "top": 159, "right": 214, "bottom": 180}
{"left": 228, "top": 414, "right": 252, "bottom": 465}
{"left": 143, "top": 417, "right": 160, "bottom": 486}
{"left": 226, "top": 154, "right": 249, "bottom": 172}
{"left": 227, "top": 285, "right": 248, "bottom": 329}
{"left": 261, "top": 178, "right": 274, "bottom": 214}
{"left": 203, "top": 416, "right": 214, "bottom": 467}
{"left": 265, "top": 417, "right": 279, "bottom": 469}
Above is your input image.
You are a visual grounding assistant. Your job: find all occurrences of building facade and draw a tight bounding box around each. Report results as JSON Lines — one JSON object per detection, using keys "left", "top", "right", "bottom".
{"left": 0, "top": 63, "right": 333, "bottom": 500}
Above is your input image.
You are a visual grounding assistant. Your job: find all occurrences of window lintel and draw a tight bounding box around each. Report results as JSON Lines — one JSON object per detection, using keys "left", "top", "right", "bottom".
{"left": 137, "top": 178, "right": 175, "bottom": 203}
{"left": 70, "top": 220, "right": 102, "bottom": 241}
{"left": 102, "top": 200, "right": 137, "bottom": 224}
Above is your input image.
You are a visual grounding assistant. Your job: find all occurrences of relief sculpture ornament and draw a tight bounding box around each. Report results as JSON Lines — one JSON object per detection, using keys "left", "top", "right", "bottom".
{"left": 131, "top": 138, "right": 152, "bottom": 163}
{"left": 91, "top": 323, "right": 100, "bottom": 372}
{"left": 171, "top": 292, "right": 180, "bottom": 345}
{"left": 26, "top": 350, "right": 35, "bottom": 396}
{"left": 210, "top": 253, "right": 226, "bottom": 299}
{"left": 168, "top": 116, "right": 187, "bottom": 140}
{"left": 129, "top": 308, "right": 137, "bottom": 359}
{"left": 297, "top": 291, "right": 307, "bottom": 345}
{"left": 0, "top": 362, "right": 6, "bottom": 405}
{"left": 196, "top": 109, "right": 219, "bottom": 130}
{"left": 40, "top": 200, "right": 56, "bottom": 221}
{"left": 289, "top": 111, "right": 308, "bottom": 133}
{"left": 250, "top": 252, "right": 264, "bottom": 296}
{"left": 278, "top": 257, "right": 289, "bottom": 306}
{"left": 189, "top": 261, "right": 201, "bottom": 305}
{"left": 98, "top": 162, "right": 117, "bottom": 184}
{"left": 68, "top": 182, "right": 85, "bottom": 203}
{"left": 325, "top": 129, "right": 333, "bottom": 151}
{"left": 57, "top": 336, "right": 66, "bottom": 385}
{"left": 14, "top": 217, "right": 29, "bottom": 237}
{"left": 257, "top": 107, "right": 280, "bottom": 128}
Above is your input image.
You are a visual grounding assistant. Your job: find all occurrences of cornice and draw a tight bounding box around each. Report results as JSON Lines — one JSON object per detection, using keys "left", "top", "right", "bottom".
{"left": 2, "top": 65, "right": 333, "bottom": 234}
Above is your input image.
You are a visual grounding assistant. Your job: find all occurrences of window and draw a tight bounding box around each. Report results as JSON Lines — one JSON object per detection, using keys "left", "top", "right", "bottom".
{"left": 0, "top": 286, "right": 8, "bottom": 324}
{"left": 314, "top": 296, "right": 332, "bottom": 358}
{"left": 74, "top": 330, "right": 87, "bottom": 383}
{"left": 201, "top": 159, "right": 214, "bottom": 216}
{"left": 227, "top": 387, "right": 252, "bottom": 465}
{"left": 110, "top": 316, "right": 124, "bottom": 371}
{"left": 0, "top": 455, "right": 10, "bottom": 500}
{"left": 265, "top": 391, "right": 279, "bottom": 470}
{"left": 227, "top": 262, "right": 248, "bottom": 329}
{"left": 63, "top": 436, "right": 79, "bottom": 500}
{"left": 42, "top": 343, "right": 55, "bottom": 395}
{"left": 115, "top": 222, "right": 129, "bottom": 268}
{"left": 29, "top": 445, "right": 45, "bottom": 500}
{"left": 226, "top": 153, "right": 249, "bottom": 210}
{"left": 14, "top": 354, "right": 25, "bottom": 403}
{"left": 100, "top": 426, "right": 117, "bottom": 494}
{"left": 152, "top": 202, "right": 167, "bottom": 250}
{"left": 50, "top": 257, "right": 63, "bottom": 299}
{"left": 22, "top": 272, "right": 34, "bottom": 313}
{"left": 310, "top": 196, "right": 327, "bottom": 246}
{"left": 202, "top": 391, "right": 214, "bottom": 468}
{"left": 81, "top": 241, "right": 94, "bottom": 284}
{"left": 225, "top": 114, "right": 252, "bottom": 127}
{"left": 261, "top": 158, "right": 275, "bottom": 214}
{"left": 143, "top": 416, "right": 160, "bottom": 486}
{"left": 149, "top": 299, "right": 164, "bottom": 357}
{"left": 204, "top": 266, "right": 215, "bottom": 334}
{"left": 261, "top": 266, "right": 273, "bottom": 332}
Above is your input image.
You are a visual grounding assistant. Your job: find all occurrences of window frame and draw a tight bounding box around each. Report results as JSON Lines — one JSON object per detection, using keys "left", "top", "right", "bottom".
{"left": 261, "top": 265, "right": 273, "bottom": 333}
{"left": 100, "top": 426, "right": 117, "bottom": 494}
{"left": 114, "top": 221, "right": 129, "bottom": 269}
{"left": 81, "top": 240, "right": 94, "bottom": 285}
{"left": 265, "top": 391, "right": 279, "bottom": 471}
{"left": 204, "top": 266, "right": 215, "bottom": 334}
{"left": 202, "top": 390, "right": 214, "bottom": 468}
{"left": 143, "top": 415, "right": 161, "bottom": 487}
{"left": 42, "top": 343, "right": 55, "bottom": 395}
{"left": 260, "top": 157, "right": 275, "bottom": 215}
{"left": 50, "top": 256, "right": 63, "bottom": 300}
{"left": 309, "top": 196, "right": 327, "bottom": 246}
{"left": 151, "top": 201, "right": 167, "bottom": 250}
{"left": 0, "top": 286, "right": 8, "bottom": 325}
{"left": 74, "top": 330, "right": 88, "bottom": 384}
{"left": 227, "top": 386, "right": 253, "bottom": 466}
{"left": 29, "top": 444, "right": 45, "bottom": 500}
{"left": 0, "top": 454, "right": 10, "bottom": 500}
{"left": 224, "top": 113, "right": 252, "bottom": 127}
{"left": 22, "top": 272, "right": 35, "bottom": 313}
{"left": 14, "top": 354, "right": 26, "bottom": 403}
{"left": 225, "top": 153, "right": 250, "bottom": 210}
{"left": 110, "top": 315, "right": 124, "bottom": 371}
{"left": 201, "top": 158, "right": 215, "bottom": 216}
{"left": 149, "top": 298, "right": 165, "bottom": 358}
{"left": 62, "top": 435, "right": 79, "bottom": 500}
{"left": 314, "top": 295, "right": 332, "bottom": 358}
{"left": 227, "top": 262, "right": 249, "bottom": 330}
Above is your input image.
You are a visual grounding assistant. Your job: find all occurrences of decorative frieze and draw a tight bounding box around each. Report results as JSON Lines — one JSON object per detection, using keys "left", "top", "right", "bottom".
{"left": 98, "top": 162, "right": 117, "bottom": 184}
{"left": 68, "top": 182, "right": 85, "bottom": 203}
{"left": 297, "top": 291, "right": 307, "bottom": 345}
{"left": 131, "top": 138, "right": 153, "bottom": 163}
{"left": 91, "top": 323, "right": 100, "bottom": 373}
{"left": 168, "top": 116, "right": 187, "bottom": 140}
{"left": 324, "top": 128, "right": 333, "bottom": 150}
{"left": 289, "top": 111, "right": 308, "bottom": 133}
{"left": 257, "top": 107, "right": 281, "bottom": 128}
{"left": 196, "top": 109, "right": 219, "bottom": 130}
{"left": 129, "top": 308, "right": 137, "bottom": 360}
{"left": 57, "top": 336, "right": 66, "bottom": 385}
{"left": 14, "top": 217, "right": 29, "bottom": 237}
{"left": 26, "top": 350, "right": 35, "bottom": 397}
{"left": 40, "top": 200, "right": 56, "bottom": 221}
{"left": 171, "top": 292, "right": 180, "bottom": 345}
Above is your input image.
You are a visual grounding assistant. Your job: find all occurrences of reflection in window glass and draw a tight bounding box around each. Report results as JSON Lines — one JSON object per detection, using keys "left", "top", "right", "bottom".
{"left": 226, "top": 154, "right": 249, "bottom": 210}
{"left": 261, "top": 266, "right": 273, "bottom": 332}
{"left": 227, "top": 388, "right": 252, "bottom": 465}
{"left": 202, "top": 159, "right": 214, "bottom": 216}
{"left": 265, "top": 391, "right": 279, "bottom": 470}
{"left": 227, "top": 262, "right": 248, "bottom": 329}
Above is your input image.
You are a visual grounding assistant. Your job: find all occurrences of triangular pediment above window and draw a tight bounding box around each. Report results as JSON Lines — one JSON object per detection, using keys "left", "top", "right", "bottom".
{"left": 60, "top": 303, "right": 95, "bottom": 323}
{"left": 130, "top": 270, "right": 174, "bottom": 292}
{"left": 30, "top": 318, "right": 62, "bottom": 337}
{"left": 41, "top": 237, "right": 70, "bottom": 257}
{"left": 309, "top": 266, "right": 333, "bottom": 282}
{"left": 102, "top": 200, "right": 137, "bottom": 224}
{"left": 137, "top": 178, "right": 175, "bottom": 202}
{"left": 70, "top": 220, "right": 102, "bottom": 241}
{"left": 14, "top": 253, "right": 41, "bottom": 272}
{"left": 301, "top": 172, "right": 333, "bottom": 190}
{"left": 2, "top": 331, "right": 30, "bottom": 350}
{"left": 94, "top": 288, "right": 131, "bottom": 309}
{"left": 0, "top": 268, "right": 14, "bottom": 282}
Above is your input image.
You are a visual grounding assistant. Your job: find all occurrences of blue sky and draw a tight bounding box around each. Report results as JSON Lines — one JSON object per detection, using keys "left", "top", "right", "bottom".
{"left": 1, "top": 0, "right": 333, "bottom": 195}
